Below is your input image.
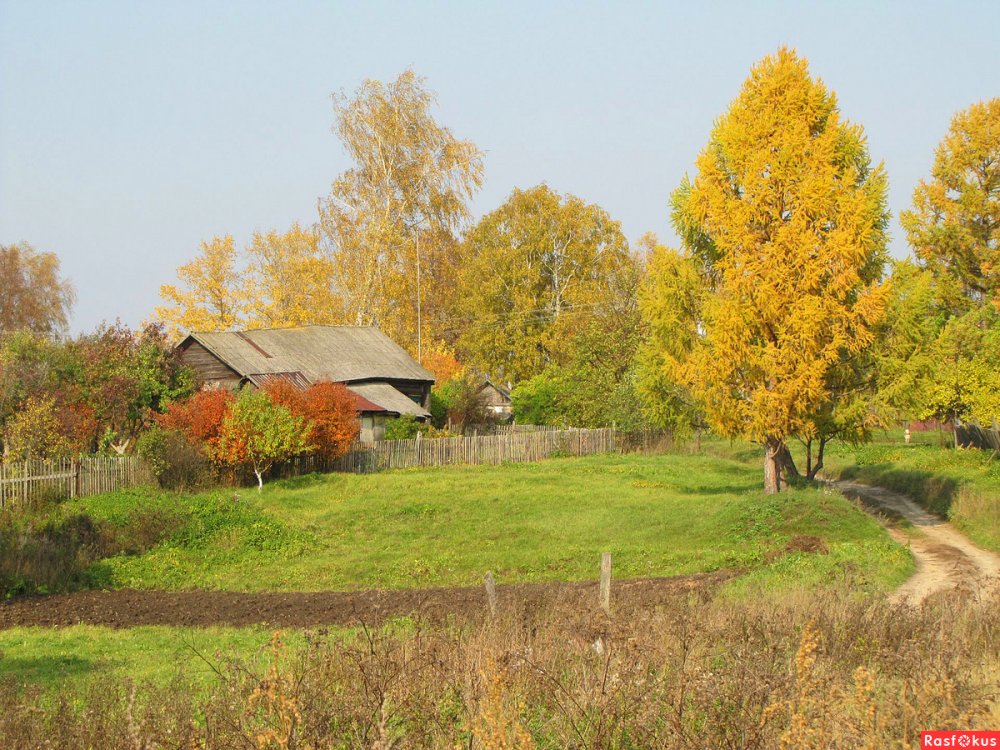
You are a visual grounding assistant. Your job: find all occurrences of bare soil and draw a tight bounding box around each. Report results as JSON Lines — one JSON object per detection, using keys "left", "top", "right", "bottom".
{"left": 835, "top": 480, "right": 1000, "bottom": 605}
{"left": 0, "top": 572, "right": 732, "bottom": 630}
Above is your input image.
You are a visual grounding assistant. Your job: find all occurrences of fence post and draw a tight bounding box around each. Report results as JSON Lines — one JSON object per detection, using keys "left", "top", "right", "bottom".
{"left": 599, "top": 552, "right": 612, "bottom": 614}
{"left": 484, "top": 571, "right": 498, "bottom": 616}
{"left": 72, "top": 458, "right": 81, "bottom": 499}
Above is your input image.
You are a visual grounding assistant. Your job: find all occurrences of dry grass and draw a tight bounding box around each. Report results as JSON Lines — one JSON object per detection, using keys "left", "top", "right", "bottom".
{"left": 1, "top": 588, "right": 996, "bottom": 748}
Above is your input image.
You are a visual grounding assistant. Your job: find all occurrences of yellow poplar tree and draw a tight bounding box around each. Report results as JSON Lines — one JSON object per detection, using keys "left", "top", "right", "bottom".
{"left": 664, "top": 48, "right": 890, "bottom": 493}
{"left": 244, "top": 223, "right": 341, "bottom": 328}
{"left": 155, "top": 235, "right": 246, "bottom": 337}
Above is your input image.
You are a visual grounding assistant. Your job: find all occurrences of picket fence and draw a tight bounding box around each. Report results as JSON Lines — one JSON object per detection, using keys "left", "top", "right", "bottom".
{"left": 1, "top": 428, "right": 673, "bottom": 505}
{"left": 0, "top": 456, "right": 154, "bottom": 509}
{"left": 281, "top": 427, "right": 671, "bottom": 476}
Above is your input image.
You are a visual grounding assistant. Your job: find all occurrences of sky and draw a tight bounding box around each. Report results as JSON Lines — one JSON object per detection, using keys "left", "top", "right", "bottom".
{"left": 1, "top": 0, "right": 999, "bottom": 333}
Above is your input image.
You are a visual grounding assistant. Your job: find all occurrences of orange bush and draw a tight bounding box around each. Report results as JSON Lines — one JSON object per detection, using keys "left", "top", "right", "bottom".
{"left": 262, "top": 379, "right": 357, "bottom": 459}
{"left": 157, "top": 389, "right": 234, "bottom": 448}
{"left": 301, "top": 382, "right": 358, "bottom": 460}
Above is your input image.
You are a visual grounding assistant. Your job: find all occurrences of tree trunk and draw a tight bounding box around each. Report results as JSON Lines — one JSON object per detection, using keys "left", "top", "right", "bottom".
{"left": 695, "top": 426, "right": 702, "bottom": 453}
{"left": 255, "top": 469, "right": 263, "bottom": 493}
{"left": 776, "top": 443, "right": 800, "bottom": 485}
{"left": 805, "top": 439, "right": 813, "bottom": 478}
{"left": 764, "top": 437, "right": 781, "bottom": 494}
{"left": 807, "top": 438, "right": 828, "bottom": 480}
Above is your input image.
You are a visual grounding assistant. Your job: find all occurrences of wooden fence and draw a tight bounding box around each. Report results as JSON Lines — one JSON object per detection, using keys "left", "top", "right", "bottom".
{"left": 0, "top": 456, "right": 155, "bottom": 509}
{"left": 955, "top": 420, "right": 1000, "bottom": 451}
{"left": 279, "top": 427, "right": 671, "bottom": 476}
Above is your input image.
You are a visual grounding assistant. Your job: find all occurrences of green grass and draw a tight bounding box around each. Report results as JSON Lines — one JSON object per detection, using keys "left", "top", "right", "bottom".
{"left": 0, "top": 625, "right": 305, "bottom": 693}
{"left": 52, "top": 452, "right": 913, "bottom": 594}
{"left": 1, "top": 451, "right": 916, "bottom": 692}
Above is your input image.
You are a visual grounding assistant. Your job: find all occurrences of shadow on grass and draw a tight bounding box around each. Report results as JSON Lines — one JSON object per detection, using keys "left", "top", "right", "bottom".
{"left": 676, "top": 483, "right": 760, "bottom": 496}
{"left": 0, "top": 655, "right": 103, "bottom": 685}
{"left": 839, "top": 464, "right": 959, "bottom": 518}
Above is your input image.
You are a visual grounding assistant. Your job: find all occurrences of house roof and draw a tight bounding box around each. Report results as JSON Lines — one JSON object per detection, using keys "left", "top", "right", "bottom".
{"left": 181, "top": 326, "right": 434, "bottom": 385}
{"left": 348, "top": 383, "right": 431, "bottom": 418}
{"left": 479, "top": 379, "right": 512, "bottom": 401}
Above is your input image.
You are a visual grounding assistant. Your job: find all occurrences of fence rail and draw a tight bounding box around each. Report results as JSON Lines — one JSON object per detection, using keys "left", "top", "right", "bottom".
{"left": 0, "top": 456, "right": 155, "bottom": 509}
{"left": 280, "top": 427, "right": 672, "bottom": 476}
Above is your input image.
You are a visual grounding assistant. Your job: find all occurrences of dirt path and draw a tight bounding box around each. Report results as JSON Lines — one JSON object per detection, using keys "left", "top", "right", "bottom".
{"left": 0, "top": 572, "right": 732, "bottom": 630}
{"left": 835, "top": 480, "right": 1000, "bottom": 605}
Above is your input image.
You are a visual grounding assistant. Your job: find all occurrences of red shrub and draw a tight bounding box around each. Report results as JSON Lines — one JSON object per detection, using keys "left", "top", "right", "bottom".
{"left": 301, "top": 382, "right": 359, "bottom": 460}
{"left": 158, "top": 389, "right": 234, "bottom": 448}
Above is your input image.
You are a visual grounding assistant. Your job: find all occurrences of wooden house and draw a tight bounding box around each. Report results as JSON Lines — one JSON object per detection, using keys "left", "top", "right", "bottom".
{"left": 176, "top": 326, "right": 434, "bottom": 442}
{"left": 478, "top": 380, "right": 513, "bottom": 419}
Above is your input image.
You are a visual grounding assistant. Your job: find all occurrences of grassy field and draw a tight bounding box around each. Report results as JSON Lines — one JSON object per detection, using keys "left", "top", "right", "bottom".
{"left": 0, "top": 450, "right": 915, "bottom": 695}
{"left": 52, "top": 451, "right": 912, "bottom": 594}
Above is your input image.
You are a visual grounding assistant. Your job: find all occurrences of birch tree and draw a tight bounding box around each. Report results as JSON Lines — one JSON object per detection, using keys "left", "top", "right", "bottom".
{"left": 319, "top": 69, "right": 484, "bottom": 357}
{"left": 453, "top": 184, "right": 636, "bottom": 382}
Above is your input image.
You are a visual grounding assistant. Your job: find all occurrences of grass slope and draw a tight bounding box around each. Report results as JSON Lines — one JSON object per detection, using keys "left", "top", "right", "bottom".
{"left": 0, "top": 625, "right": 303, "bottom": 692}
{"left": 64, "top": 452, "right": 909, "bottom": 594}
{"left": 828, "top": 439, "right": 1000, "bottom": 553}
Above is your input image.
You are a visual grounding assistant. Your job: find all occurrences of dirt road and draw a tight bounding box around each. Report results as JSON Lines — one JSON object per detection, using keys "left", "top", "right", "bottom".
{"left": 835, "top": 480, "right": 1000, "bottom": 605}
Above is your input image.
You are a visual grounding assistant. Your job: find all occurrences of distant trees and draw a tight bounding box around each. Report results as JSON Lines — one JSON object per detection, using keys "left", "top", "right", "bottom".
{"left": 642, "top": 48, "right": 890, "bottom": 492}
{"left": 0, "top": 242, "right": 75, "bottom": 336}
{"left": 0, "top": 324, "right": 193, "bottom": 459}
{"left": 155, "top": 235, "right": 245, "bottom": 337}
{"left": 878, "top": 99, "right": 1000, "bottom": 432}
{"left": 454, "top": 185, "right": 639, "bottom": 382}
{"left": 902, "top": 99, "right": 1000, "bottom": 311}
{"left": 155, "top": 69, "right": 484, "bottom": 359}
{"left": 244, "top": 224, "right": 340, "bottom": 329}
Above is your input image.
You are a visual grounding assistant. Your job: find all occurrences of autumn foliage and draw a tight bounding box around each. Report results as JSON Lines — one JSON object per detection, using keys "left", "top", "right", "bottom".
{"left": 646, "top": 48, "right": 890, "bottom": 492}
{"left": 151, "top": 380, "right": 359, "bottom": 489}
{"left": 262, "top": 379, "right": 359, "bottom": 459}
{"left": 157, "top": 389, "right": 234, "bottom": 448}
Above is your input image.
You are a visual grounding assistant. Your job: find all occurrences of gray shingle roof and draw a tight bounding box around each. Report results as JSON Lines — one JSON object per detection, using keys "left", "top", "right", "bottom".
{"left": 347, "top": 383, "right": 431, "bottom": 418}
{"left": 185, "top": 326, "right": 434, "bottom": 384}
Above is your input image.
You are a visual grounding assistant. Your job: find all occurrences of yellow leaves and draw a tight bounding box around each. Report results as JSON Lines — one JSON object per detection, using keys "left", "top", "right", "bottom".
{"left": 154, "top": 235, "right": 246, "bottom": 338}
{"left": 245, "top": 223, "right": 341, "bottom": 329}
{"left": 902, "top": 98, "right": 1000, "bottom": 306}
{"left": 319, "top": 69, "right": 485, "bottom": 353}
{"left": 155, "top": 226, "right": 347, "bottom": 337}
{"left": 658, "top": 48, "right": 890, "bottom": 446}
{"left": 454, "top": 185, "right": 636, "bottom": 381}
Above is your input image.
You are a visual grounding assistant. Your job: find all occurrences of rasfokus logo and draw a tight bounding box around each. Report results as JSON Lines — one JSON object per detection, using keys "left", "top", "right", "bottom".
{"left": 922, "top": 731, "right": 1000, "bottom": 747}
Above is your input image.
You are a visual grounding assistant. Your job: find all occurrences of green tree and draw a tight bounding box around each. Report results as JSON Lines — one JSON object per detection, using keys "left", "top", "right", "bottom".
{"left": 652, "top": 48, "right": 890, "bottom": 493}
{"left": 892, "top": 99, "right": 1000, "bottom": 434}
{"left": 454, "top": 185, "right": 637, "bottom": 382}
{"left": 636, "top": 235, "right": 707, "bottom": 440}
{"left": 214, "top": 389, "right": 311, "bottom": 491}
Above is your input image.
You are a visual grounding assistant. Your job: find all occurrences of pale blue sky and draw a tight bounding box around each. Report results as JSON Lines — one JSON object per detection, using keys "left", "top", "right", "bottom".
{"left": 2, "top": 0, "right": 998, "bottom": 332}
